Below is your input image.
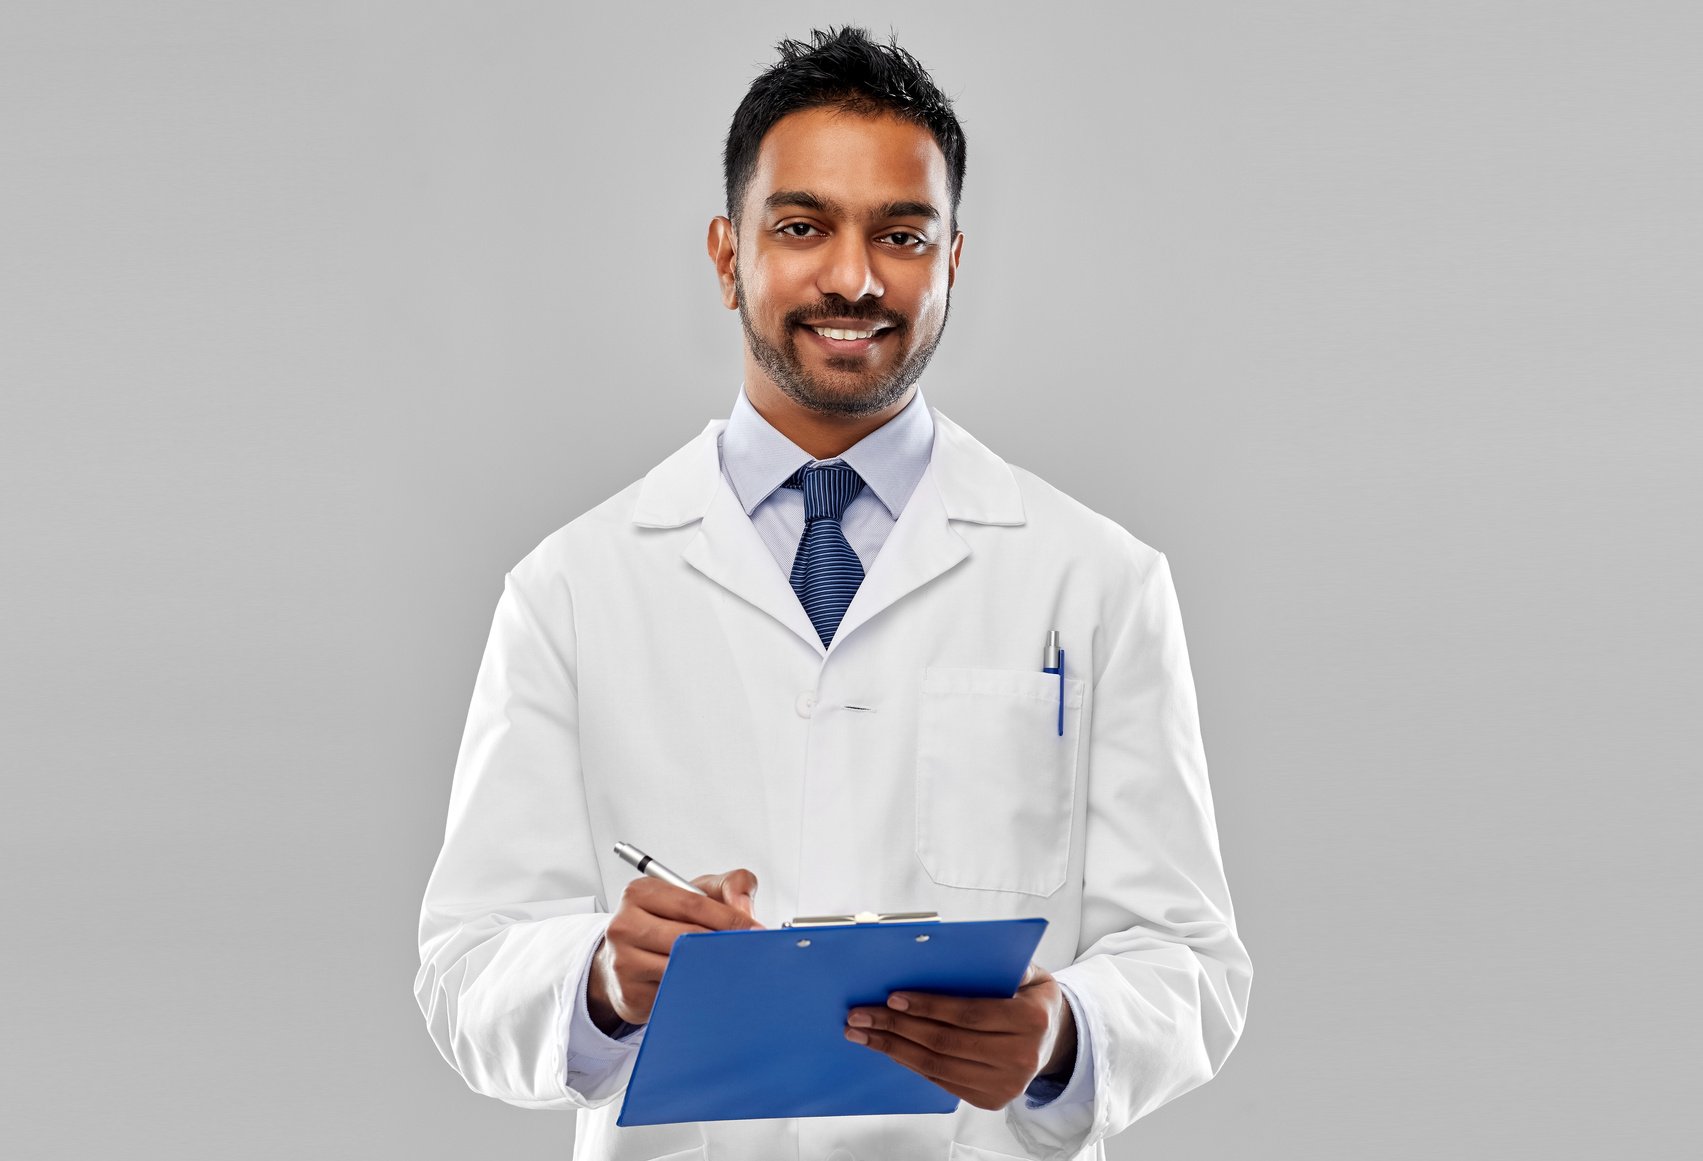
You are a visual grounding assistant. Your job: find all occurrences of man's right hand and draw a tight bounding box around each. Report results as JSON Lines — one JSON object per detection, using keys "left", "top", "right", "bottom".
{"left": 586, "top": 868, "right": 762, "bottom": 1034}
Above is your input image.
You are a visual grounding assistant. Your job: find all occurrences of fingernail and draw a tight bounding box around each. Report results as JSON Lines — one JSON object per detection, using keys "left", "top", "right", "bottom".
{"left": 845, "top": 1028, "right": 868, "bottom": 1045}
{"left": 888, "top": 994, "right": 909, "bottom": 1011}
{"left": 848, "top": 1011, "right": 872, "bottom": 1027}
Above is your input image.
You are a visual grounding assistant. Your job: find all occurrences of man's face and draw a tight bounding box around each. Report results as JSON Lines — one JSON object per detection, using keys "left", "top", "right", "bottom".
{"left": 726, "top": 106, "right": 962, "bottom": 418}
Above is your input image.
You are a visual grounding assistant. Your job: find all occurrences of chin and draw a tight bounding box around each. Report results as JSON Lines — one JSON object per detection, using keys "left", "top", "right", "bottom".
{"left": 796, "top": 380, "right": 911, "bottom": 418}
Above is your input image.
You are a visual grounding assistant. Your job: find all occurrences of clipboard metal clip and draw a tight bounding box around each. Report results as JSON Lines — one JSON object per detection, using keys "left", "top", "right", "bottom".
{"left": 782, "top": 910, "right": 940, "bottom": 928}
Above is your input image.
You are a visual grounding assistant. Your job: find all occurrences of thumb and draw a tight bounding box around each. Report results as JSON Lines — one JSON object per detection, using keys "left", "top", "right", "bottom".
{"left": 700, "top": 868, "right": 760, "bottom": 921}
{"left": 727, "top": 867, "right": 759, "bottom": 915}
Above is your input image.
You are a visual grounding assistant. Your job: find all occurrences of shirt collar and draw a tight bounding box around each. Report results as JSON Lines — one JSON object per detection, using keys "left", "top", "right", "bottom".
{"left": 718, "top": 382, "right": 936, "bottom": 520}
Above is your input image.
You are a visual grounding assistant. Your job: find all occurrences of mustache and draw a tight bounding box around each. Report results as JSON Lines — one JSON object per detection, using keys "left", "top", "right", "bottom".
{"left": 790, "top": 308, "right": 902, "bottom": 328}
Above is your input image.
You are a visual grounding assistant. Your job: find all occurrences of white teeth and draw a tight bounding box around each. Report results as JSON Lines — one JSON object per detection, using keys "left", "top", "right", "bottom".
{"left": 811, "top": 325, "right": 878, "bottom": 341}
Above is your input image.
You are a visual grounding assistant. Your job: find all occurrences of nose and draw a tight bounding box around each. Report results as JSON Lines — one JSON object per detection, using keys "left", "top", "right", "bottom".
{"left": 815, "top": 230, "right": 884, "bottom": 305}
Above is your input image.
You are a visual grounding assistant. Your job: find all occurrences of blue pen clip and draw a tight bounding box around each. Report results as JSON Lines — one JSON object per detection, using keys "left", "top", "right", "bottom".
{"left": 1042, "top": 630, "right": 1064, "bottom": 736}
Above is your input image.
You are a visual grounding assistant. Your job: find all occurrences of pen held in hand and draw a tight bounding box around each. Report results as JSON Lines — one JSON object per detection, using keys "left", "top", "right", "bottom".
{"left": 614, "top": 841, "right": 708, "bottom": 896}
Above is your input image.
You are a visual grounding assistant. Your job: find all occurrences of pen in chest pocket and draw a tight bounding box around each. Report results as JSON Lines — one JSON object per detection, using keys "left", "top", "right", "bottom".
{"left": 1042, "top": 629, "right": 1064, "bottom": 736}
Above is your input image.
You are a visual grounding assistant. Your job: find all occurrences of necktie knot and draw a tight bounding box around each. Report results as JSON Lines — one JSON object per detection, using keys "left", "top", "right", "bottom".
{"left": 783, "top": 462, "right": 866, "bottom": 524}
{"left": 781, "top": 461, "right": 866, "bottom": 649}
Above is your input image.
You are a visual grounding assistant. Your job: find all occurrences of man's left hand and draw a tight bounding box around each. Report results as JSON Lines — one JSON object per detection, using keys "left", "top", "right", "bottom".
{"left": 844, "top": 962, "right": 1077, "bottom": 1110}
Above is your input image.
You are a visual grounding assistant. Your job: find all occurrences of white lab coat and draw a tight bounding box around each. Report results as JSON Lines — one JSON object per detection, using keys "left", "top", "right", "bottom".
{"left": 415, "top": 405, "right": 1252, "bottom": 1161}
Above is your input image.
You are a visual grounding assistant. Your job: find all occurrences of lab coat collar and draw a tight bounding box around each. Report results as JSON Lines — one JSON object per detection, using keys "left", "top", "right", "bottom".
{"left": 631, "top": 403, "right": 1023, "bottom": 529}
{"left": 719, "top": 384, "right": 935, "bottom": 521}
{"left": 631, "top": 403, "right": 1025, "bottom": 659}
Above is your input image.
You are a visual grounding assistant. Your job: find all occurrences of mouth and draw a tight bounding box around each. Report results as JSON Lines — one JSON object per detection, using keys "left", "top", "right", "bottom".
{"left": 795, "top": 321, "right": 895, "bottom": 355}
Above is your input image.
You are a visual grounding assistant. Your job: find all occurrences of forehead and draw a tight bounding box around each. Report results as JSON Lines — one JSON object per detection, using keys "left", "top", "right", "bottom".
{"left": 746, "top": 106, "right": 947, "bottom": 216}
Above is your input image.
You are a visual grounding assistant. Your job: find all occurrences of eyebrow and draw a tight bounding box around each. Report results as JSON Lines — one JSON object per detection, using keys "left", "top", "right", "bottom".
{"left": 763, "top": 189, "right": 941, "bottom": 225}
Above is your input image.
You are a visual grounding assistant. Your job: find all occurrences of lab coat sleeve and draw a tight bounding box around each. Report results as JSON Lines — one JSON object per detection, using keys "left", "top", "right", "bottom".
{"left": 1004, "top": 551, "right": 1253, "bottom": 1160}
{"left": 414, "top": 563, "right": 628, "bottom": 1110}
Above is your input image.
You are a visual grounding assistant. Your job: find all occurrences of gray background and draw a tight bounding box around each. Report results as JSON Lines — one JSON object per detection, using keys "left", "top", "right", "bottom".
{"left": 5, "top": 1, "right": 1697, "bottom": 1157}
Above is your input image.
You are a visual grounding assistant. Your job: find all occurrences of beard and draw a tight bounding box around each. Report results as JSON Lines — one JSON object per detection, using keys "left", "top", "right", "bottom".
{"left": 734, "top": 264, "right": 951, "bottom": 418}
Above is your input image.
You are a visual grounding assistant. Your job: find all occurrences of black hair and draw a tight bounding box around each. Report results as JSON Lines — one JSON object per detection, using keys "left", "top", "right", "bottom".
{"left": 723, "top": 25, "right": 967, "bottom": 238}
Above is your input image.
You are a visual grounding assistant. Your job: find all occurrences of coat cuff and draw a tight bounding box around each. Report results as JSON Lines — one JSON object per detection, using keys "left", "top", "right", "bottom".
{"left": 1021, "top": 978, "right": 1095, "bottom": 1110}
{"left": 561, "top": 926, "right": 645, "bottom": 1101}
{"left": 1002, "top": 975, "right": 1097, "bottom": 1159}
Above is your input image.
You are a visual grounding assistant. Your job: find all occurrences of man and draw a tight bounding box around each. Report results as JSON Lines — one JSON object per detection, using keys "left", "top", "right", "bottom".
{"left": 416, "top": 25, "right": 1251, "bottom": 1161}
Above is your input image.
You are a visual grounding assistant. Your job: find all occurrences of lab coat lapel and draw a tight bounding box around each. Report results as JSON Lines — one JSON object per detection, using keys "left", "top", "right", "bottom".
{"left": 686, "top": 477, "right": 829, "bottom": 657}
{"left": 629, "top": 407, "right": 1025, "bottom": 662}
{"left": 632, "top": 419, "right": 827, "bottom": 657}
{"left": 825, "top": 466, "right": 966, "bottom": 653}
{"left": 827, "top": 407, "right": 1025, "bottom": 654}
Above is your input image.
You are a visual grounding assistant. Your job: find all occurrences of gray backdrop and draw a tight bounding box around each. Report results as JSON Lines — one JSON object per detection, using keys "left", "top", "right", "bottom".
{"left": 5, "top": 2, "right": 1697, "bottom": 1157}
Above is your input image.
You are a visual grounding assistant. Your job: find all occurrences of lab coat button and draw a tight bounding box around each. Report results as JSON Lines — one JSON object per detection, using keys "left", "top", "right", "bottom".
{"left": 796, "top": 690, "right": 817, "bottom": 718}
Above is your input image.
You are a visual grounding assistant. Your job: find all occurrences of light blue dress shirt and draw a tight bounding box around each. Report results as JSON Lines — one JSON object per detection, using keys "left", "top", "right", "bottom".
{"left": 566, "top": 383, "right": 1096, "bottom": 1120}
{"left": 716, "top": 381, "right": 936, "bottom": 578}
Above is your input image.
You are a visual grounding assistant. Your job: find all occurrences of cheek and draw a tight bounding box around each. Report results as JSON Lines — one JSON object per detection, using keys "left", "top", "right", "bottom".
{"left": 742, "top": 264, "right": 809, "bottom": 321}
{"left": 902, "top": 290, "right": 946, "bottom": 331}
{"left": 892, "top": 268, "right": 949, "bottom": 316}
{"left": 749, "top": 250, "right": 816, "bottom": 292}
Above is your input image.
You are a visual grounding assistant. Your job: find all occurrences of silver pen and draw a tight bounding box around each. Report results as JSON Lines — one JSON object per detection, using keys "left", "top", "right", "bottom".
{"left": 613, "top": 841, "right": 708, "bottom": 896}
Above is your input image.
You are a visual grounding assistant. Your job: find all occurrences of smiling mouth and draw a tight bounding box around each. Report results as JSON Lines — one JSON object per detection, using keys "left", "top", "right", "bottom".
{"left": 796, "top": 322, "right": 895, "bottom": 352}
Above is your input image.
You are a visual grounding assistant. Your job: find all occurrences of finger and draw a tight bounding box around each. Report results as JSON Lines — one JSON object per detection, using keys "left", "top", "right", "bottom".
{"left": 630, "top": 875, "right": 761, "bottom": 932}
{"left": 884, "top": 990, "right": 1040, "bottom": 1036}
{"left": 849, "top": 1008, "right": 1022, "bottom": 1065}
{"left": 694, "top": 868, "right": 761, "bottom": 920}
{"left": 623, "top": 913, "right": 715, "bottom": 956}
{"left": 625, "top": 945, "right": 672, "bottom": 982}
{"left": 846, "top": 1023, "right": 1006, "bottom": 1092}
{"left": 606, "top": 944, "right": 671, "bottom": 987}
{"left": 598, "top": 946, "right": 670, "bottom": 1023}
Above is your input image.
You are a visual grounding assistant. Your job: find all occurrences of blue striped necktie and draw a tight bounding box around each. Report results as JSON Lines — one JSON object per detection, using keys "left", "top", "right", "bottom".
{"left": 783, "top": 462, "right": 867, "bottom": 649}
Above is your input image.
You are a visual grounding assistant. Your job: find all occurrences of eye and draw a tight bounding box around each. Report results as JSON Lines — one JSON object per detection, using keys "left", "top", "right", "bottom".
{"left": 882, "top": 231, "right": 927, "bottom": 247}
{"left": 777, "top": 222, "right": 821, "bottom": 238}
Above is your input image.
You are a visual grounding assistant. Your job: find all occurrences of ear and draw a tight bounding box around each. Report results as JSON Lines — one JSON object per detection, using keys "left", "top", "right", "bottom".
{"left": 946, "top": 228, "right": 964, "bottom": 291}
{"left": 707, "top": 216, "right": 739, "bottom": 309}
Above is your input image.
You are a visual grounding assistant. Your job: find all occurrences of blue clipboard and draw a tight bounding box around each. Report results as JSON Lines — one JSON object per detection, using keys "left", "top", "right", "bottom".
{"left": 616, "top": 916, "right": 1047, "bottom": 1126}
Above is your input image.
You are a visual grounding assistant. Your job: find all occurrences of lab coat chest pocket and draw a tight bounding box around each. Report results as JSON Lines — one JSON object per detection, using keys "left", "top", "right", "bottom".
{"left": 915, "top": 666, "right": 1085, "bottom": 896}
